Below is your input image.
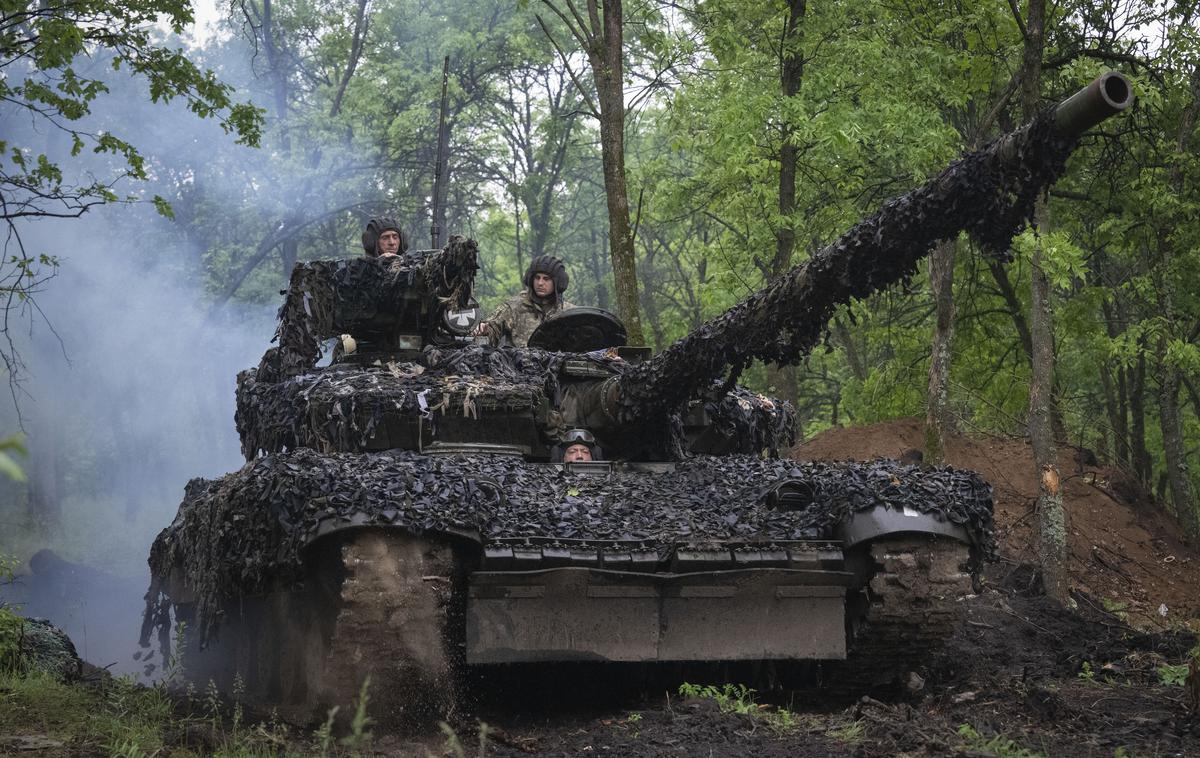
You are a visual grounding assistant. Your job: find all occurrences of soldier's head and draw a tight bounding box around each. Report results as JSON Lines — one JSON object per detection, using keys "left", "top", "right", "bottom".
{"left": 562, "top": 428, "right": 597, "bottom": 463}
{"left": 362, "top": 218, "right": 406, "bottom": 258}
{"left": 523, "top": 256, "right": 568, "bottom": 302}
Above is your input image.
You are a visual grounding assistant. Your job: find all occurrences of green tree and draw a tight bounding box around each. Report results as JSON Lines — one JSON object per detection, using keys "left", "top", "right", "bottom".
{"left": 535, "top": 0, "right": 651, "bottom": 344}
{"left": 0, "top": 0, "right": 261, "bottom": 379}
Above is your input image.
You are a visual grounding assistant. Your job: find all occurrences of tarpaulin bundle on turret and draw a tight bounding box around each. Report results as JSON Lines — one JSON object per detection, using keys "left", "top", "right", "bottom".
{"left": 698, "top": 387, "right": 796, "bottom": 457}
{"left": 144, "top": 449, "right": 994, "bottom": 643}
{"left": 260, "top": 237, "right": 478, "bottom": 380}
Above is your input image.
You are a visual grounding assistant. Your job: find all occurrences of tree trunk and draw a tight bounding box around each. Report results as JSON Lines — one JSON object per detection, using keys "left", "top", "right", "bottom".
{"left": 513, "top": 181, "right": 523, "bottom": 274}
{"left": 588, "top": 227, "right": 609, "bottom": 309}
{"left": 1151, "top": 57, "right": 1200, "bottom": 536}
{"left": 832, "top": 318, "right": 866, "bottom": 381}
{"left": 26, "top": 397, "right": 62, "bottom": 532}
{"left": 987, "top": 259, "right": 1033, "bottom": 359}
{"left": 1098, "top": 358, "right": 1122, "bottom": 464}
{"left": 587, "top": 0, "right": 645, "bottom": 345}
{"left": 1158, "top": 368, "right": 1200, "bottom": 536}
{"left": 1100, "top": 298, "right": 1130, "bottom": 466}
{"left": 1029, "top": 207, "right": 1067, "bottom": 601}
{"left": 1020, "top": 0, "right": 1068, "bottom": 603}
{"left": 1130, "top": 353, "right": 1151, "bottom": 484}
{"left": 764, "top": 0, "right": 806, "bottom": 413}
{"left": 640, "top": 271, "right": 666, "bottom": 350}
{"left": 925, "top": 237, "right": 957, "bottom": 465}
{"left": 769, "top": 0, "right": 806, "bottom": 278}
{"left": 261, "top": 0, "right": 289, "bottom": 150}
{"left": 329, "top": 0, "right": 369, "bottom": 118}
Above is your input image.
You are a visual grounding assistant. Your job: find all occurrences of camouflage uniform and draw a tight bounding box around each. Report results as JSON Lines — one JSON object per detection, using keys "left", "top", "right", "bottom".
{"left": 484, "top": 289, "right": 575, "bottom": 347}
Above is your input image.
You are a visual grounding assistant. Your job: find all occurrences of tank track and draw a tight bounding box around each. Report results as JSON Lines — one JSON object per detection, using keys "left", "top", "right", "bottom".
{"left": 839, "top": 535, "right": 974, "bottom": 693}
{"left": 315, "top": 532, "right": 462, "bottom": 724}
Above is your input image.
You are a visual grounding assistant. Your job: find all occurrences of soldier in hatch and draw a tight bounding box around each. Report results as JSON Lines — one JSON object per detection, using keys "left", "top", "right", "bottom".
{"left": 473, "top": 255, "right": 575, "bottom": 347}
{"left": 560, "top": 428, "right": 600, "bottom": 463}
{"left": 361, "top": 217, "right": 406, "bottom": 258}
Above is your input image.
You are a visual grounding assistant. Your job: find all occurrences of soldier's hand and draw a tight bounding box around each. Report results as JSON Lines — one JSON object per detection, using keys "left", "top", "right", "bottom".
{"left": 470, "top": 321, "right": 489, "bottom": 337}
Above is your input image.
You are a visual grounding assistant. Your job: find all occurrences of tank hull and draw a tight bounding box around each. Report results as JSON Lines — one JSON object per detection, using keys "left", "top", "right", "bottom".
{"left": 170, "top": 515, "right": 972, "bottom": 723}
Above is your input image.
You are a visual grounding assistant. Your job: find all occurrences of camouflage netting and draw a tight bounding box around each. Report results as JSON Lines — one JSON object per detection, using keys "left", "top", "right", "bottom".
{"left": 6, "top": 617, "right": 83, "bottom": 681}
{"left": 258, "top": 237, "right": 479, "bottom": 381}
{"left": 237, "top": 345, "right": 566, "bottom": 458}
{"left": 612, "top": 110, "right": 1077, "bottom": 422}
{"left": 700, "top": 387, "right": 796, "bottom": 457}
{"left": 145, "top": 450, "right": 993, "bottom": 642}
{"left": 237, "top": 344, "right": 797, "bottom": 460}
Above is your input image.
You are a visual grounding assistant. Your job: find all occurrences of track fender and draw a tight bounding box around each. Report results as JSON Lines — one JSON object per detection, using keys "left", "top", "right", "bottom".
{"left": 838, "top": 505, "right": 971, "bottom": 549}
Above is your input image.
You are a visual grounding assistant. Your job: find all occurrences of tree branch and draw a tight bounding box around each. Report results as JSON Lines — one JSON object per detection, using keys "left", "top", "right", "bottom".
{"left": 329, "top": 0, "right": 370, "bottom": 118}
{"left": 1006, "top": 0, "right": 1029, "bottom": 42}
{"left": 534, "top": 13, "right": 600, "bottom": 118}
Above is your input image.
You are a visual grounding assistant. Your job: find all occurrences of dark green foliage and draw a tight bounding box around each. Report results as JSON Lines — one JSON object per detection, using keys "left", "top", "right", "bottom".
{"left": 0, "top": 0, "right": 262, "bottom": 223}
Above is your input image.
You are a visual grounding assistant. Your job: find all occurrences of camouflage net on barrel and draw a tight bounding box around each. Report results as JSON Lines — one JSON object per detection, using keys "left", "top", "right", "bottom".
{"left": 700, "top": 387, "right": 796, "bottom": 457}
{"left": 612, "top": 110, "right": 1078, "bottom": 422}
{"left": 144, "top": 449, "right": 993, "bottom": 643}
{"left": 257, "top": 237, "right": 479, "bottom": 381}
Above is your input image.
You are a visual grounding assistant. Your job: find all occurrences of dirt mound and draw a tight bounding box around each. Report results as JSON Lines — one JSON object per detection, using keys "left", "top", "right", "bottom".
{"left": 795, "top": 417, "right": 1200, "bottom": 630}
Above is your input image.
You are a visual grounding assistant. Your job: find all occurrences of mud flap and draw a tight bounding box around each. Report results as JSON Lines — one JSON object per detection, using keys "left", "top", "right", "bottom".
{"left": 839, "top": 505, "right": 972, "bottom": 548}
{"left": 466, "top": 567, "right": 853, "bottom": 663}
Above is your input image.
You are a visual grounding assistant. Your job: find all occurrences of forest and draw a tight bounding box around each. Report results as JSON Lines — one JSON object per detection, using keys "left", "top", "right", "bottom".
{"left": 5, "top": 0, "right": 1195, "bottom": 554}
{"left": 2, "top": 0, "right": 1200, "bottom": 753}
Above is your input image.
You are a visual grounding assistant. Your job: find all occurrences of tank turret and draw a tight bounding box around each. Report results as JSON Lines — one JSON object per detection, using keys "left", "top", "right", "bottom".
{"left": 148, "top": 73, "right": 1133, "bottom": 724}
{"left": 257, "top": 235, "right": 481, "bottom": 382}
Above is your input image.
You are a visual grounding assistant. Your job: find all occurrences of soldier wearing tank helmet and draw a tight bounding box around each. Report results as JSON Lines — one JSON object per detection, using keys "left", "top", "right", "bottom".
{"left": 560, "top": 428, "right": 600, "bottom": 462}
{"left": 362, "top": 217, "right": 406, "bottom": 258}
{"left": 474, "top": 255, "right": 574, "bottom": 347}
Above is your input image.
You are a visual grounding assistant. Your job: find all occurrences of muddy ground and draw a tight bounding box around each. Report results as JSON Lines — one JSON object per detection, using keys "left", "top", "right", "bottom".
{"left": 419, "top": 584, "right": 1195, "bottom": 758}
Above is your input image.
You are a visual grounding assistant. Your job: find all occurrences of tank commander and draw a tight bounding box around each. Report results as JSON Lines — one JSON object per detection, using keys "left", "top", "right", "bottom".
{"left": 560, "top": 428, "right": 600, "bottom": 463}
{"left": 472, "top": 255, "right": 574, "bottom": 346}
{"left": 361, "top": 217, "right": 406, "bottom": 258}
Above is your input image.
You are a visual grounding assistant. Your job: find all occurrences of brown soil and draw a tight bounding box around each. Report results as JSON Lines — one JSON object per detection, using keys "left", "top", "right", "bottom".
{"left": 456, "top": 419, "right": 1200, "bottom": 758}
{"left": 796, "top": 417, "right": 1200, "bottom": 629}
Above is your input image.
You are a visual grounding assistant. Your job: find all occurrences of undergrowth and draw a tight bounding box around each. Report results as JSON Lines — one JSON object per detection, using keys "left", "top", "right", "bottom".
{"left": 956, "top": 724, "right": 1046, "bottom": 758}
{"left": 677, "top": 682, "right": 800, "bottom": 732}
{"left": 0, "top": 660, "right": 375, "bottom": 757}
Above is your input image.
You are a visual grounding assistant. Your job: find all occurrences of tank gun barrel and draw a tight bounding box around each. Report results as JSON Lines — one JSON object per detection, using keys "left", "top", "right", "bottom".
{"left": 610, "top": 72, "right": 1133, "bottom": 424}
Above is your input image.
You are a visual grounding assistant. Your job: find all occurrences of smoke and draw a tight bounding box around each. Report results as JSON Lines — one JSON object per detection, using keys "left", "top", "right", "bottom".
{"left": 0, "top": 32, "right": 281, "bottom": 676}
{"left": 0, "top": 205, "right": 274, "bottom": 674}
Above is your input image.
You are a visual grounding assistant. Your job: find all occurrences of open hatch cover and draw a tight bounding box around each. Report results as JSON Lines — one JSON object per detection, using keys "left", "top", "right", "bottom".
{"left": 527, "top": 307, "right": 628, "bottom": 352}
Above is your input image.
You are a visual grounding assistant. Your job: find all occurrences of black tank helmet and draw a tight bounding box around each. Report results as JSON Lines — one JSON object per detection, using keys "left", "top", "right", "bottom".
{"left": 361, "top": 217, "right": 407, "bottom": 257}
{"left": 553, "top": 428, "right": 602, "bottom": 462}
{"left": 523, "top": 255, "right": 568, "bottom": 302}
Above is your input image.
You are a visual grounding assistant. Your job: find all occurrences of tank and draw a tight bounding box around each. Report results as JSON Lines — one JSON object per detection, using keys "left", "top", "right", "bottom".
{"left": 143, "top": 72, "right": 1133, "bottom": 723}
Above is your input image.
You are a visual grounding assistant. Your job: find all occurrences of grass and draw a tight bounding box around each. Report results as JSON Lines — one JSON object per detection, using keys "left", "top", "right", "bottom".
{"left": 0, "top": 666, "right": 375, "bottom": 757}
{"left": 0, "top": 670, "right": 181, "bottom": 754}
{"left": 956, "top": 724, "right": 1046, "bottom": 758}
{"left": 438, "top": 720, "right": 492, "bottom": 758}
{"left": 676, "top": 682, "right": 800, "bottom": 733}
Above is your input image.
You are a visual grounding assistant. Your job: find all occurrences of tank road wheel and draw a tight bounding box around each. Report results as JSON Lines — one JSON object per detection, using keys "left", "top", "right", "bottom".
{"left": 842, "top": 535, "right": 974, "bottom": 693}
